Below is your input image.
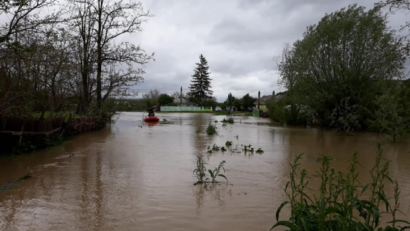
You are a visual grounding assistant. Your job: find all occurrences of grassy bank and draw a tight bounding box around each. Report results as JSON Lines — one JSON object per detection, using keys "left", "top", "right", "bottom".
{"left": 156, "top": 111, "right": 253, "bottom": 116}
{"left": 0, "top": 114, "right": 109, "bottom": 156}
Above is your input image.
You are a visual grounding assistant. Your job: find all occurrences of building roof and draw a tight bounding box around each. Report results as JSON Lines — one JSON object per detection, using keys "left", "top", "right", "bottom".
{"left": 254, "top": 95, "right": 272, "bottom": 105}
{"left": 173, "top": 97, "right": 196, "bottom": 105}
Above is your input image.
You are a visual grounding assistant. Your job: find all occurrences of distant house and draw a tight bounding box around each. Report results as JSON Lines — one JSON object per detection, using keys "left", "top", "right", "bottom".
{"left": 254, "top": 91, "right": 288, "bottom": 112}
{"left": 173, "top": 97, "right": 197, "bottom": 106}
{"left": 254, "top": 95, "right": 272, "bottom": 112}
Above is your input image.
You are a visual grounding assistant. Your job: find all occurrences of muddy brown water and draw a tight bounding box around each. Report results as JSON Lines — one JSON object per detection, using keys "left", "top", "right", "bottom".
{"left": 1, "top": 112, "right": 410, "bottom": 231}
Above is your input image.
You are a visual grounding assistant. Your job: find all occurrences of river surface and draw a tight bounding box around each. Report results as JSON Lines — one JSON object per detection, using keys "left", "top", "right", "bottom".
{"left": 1, "top": 112, "right": 410, "bottom": 231}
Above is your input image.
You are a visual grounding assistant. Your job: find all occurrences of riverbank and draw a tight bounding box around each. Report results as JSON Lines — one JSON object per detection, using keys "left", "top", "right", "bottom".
{"left": 0, "top": 114, "right": 109, "bottom": 156}
{"left": 155, "top": 110, "right": 254, "bottom": 116}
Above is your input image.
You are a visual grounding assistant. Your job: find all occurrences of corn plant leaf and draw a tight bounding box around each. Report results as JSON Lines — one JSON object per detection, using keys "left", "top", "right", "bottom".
{"left": 361, "top": 183, "right": 371, "bottom": 195}
{"left": 275, "top": 201, "right": 289, "bottom": 222}
{"left": 388, "top": 220, "right": 410, "bottom": 225}
{"left": 269, "top": 221, "right": 298, "bottom": 231}
{"left": 377, "top": 191, "right": 390, "bottom": 212}
{"left": 218, "top": 174, "right": 228, "bottom": 181}
{"left": 208, "top": 170, "right": 214, "bottom": 179}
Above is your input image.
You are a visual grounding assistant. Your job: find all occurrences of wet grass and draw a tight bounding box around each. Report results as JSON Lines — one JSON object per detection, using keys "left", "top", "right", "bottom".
{"left": 271, "top": 144, "right": 410, "bottom": 231}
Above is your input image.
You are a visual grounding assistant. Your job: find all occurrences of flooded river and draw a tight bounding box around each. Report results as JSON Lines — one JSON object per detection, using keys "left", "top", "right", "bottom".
{"left": 1, "top": 112, "right": 410, "bottom": 231}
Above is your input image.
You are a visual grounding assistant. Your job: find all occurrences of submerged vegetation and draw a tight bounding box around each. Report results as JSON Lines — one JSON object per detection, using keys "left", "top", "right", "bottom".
{"left": 206, "top": 123, "right": 217, "bottom": 135}
{"left": 193, "top": 156, "right": 228, "bottom": 185}
{"left": 222, "top": 118, "right": 234, "bottom": 124}
{"left": 271, "top": 144, "right": 409, "bottom": 231}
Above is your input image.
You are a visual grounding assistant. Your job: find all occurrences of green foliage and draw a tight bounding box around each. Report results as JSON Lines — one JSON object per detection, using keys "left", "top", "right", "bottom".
{"left": 233, "top": 98, "right": 242, "bottom": 110}
{"left": 201, "top": 98, "right": 217, "bottom": 108}
{"left": 278, "top": 5, "right": 406, "bottom": 131}
{"left": 158, "top": 94, "right": 174, "bottom": 106}
{"left": 212, "top": 144, "right": 220, "bottom": 151}
{"left": 206, "top": 123, "right": 217, "bottom": 135}
{"left": 329, "top": 97, "right": 361, "bottom": 133}
{"left": 271, "top": 144, "right": 410, "bottom": 231}
{"left": 188, "top": 54, "right": 213, "bottom": 106}
{"left": 241, "top": 93, "right": 256, "bottom": 110}
{"left": 370, "top": 89, "right": 410, "bottom": 142}
{"left": 267, "top": 97, "right": 308, "bottom": 125}
{"left": 225, "top": 141, "right": 232, "bottom": 146}
{"left": 256, "top": 148, "right": 264, "bottom": 154}
{"left": 193, "top": 156, "right": 208, "bottom": 184}
{"left": 208, "top": 160, "right": 228, "bottom": 183}
{"left": 242, "top": 144, "right": 254, "bottom": 153}
{"left": 142, "top": 89, "right": 160, "bottom": 107}
{"left": 222, "top": 118, "right": 234, "bottom": 124}
{"left": 225, "top": 93, "right": 235, "bottom": 106}
{"left": 43, "top": 136, "right": 65, "bottom": 148}
{"left": 193, "top": 156, "right": 228, "bottom": 185}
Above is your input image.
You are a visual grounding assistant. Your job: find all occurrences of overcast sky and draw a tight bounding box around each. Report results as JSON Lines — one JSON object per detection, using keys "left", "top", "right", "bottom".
{"left": 126, "top": 0, "right": 407, "bottom": 102}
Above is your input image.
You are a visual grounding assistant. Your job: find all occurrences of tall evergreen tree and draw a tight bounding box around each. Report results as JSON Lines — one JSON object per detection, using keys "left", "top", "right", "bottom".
{"left": 188, "top": 54, "right": 213, "bottom": 106}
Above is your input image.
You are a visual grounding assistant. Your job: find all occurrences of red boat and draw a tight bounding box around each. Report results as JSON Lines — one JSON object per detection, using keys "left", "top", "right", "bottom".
{"left": 144, "top": 116, "right": 159, "bottom": 122}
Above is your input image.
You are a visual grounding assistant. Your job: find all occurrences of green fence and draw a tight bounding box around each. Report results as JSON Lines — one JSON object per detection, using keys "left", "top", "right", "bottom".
{"left": 160, "top": 106, "right": 213, "bottom": 112}
{"left": 252, "top": 107, "right": 260, "bottom": 117}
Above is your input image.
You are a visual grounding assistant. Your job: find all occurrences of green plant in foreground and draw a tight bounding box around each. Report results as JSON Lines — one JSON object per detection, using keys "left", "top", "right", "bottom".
{"left": 193, "top": 156, "right": 228, "bottom": 185}
{"left": 242, "top": 144, "right": 254, "bottom": 153}
{"left": 206, "top": 123, "right": 217, "bottom": 135}
{"left": 222, "top": 118, "right": 234, "bottom": 124}
{"left": 256, "top": 148, "right": 264, "bottom": 154}
{"left": 271, "top": 144, "right": 410, "bottom": 231}
{"left": 212, "top": 144, "right": 220, "bottom": 151}
{"left": 225, "top": 141, "right": 233, "bottom": 146}
{"left": 193, "top": 156, "right": 208, "bottom": 185}
{"left": 208, "top": 160, "right": 228, "bottom": 183}
{"left": 221, "top": 147, "right": 227, "bottom": 152}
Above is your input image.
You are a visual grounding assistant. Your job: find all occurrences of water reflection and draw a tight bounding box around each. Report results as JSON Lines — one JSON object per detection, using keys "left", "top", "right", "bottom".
{"left": 193, "top": 182, "right": 233, "bottom": 214}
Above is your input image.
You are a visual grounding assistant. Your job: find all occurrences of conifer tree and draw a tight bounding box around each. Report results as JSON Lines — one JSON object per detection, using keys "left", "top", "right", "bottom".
{"left": 188, "top": 54, "right": 213, "bottom": 106}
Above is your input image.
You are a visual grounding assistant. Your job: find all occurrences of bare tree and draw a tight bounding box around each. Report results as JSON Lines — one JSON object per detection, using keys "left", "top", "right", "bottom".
{"left": 92, "top": 0, "right": 153, "bottom": 109}
{"left": 0, "top": 0, "right": 59, "bottom": 44}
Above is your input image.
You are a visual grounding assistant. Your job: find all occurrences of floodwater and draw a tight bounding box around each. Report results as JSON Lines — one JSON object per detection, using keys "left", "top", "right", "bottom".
{"left": 1, "top": 112, "right": 410, "bottom": 231}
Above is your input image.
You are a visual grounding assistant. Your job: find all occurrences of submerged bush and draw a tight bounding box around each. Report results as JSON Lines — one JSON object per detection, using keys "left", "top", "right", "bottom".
{"left": 206, "top": 123, "right": 217, "bottom": 135}
{"left": 271, "top": 144, "right": 409, "bottom": 231}
{"left": 222, "top": 118, "right": 234, "bottom": 124}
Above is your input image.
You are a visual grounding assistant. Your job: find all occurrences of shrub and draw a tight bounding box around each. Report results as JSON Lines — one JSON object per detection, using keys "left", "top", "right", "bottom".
{"left": 206, "top": 123, "right": 217, "bottom": 135}
{"left": 271, "top": 144, "right": 409, "bottom": 231}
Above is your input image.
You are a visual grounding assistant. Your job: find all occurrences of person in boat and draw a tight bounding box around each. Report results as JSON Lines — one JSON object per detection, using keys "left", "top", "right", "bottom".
{"left": 147, "top": 107, "right": 155, "bottom": 117}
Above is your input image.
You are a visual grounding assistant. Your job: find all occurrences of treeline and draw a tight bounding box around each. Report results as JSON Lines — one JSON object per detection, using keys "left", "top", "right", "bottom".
{"left": 268, "top": 3, "right": 410, "bottom": 141}
{"left": 223, "top": 92, "right": 256, "bottom": 111}
{"left": 0, "top": 0, "right": 153, "bottom": 119}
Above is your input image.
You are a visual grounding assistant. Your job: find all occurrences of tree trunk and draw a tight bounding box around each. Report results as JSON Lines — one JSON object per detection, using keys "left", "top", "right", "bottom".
{"left": 96, "top": 0, "right": 103, "bottom": 111}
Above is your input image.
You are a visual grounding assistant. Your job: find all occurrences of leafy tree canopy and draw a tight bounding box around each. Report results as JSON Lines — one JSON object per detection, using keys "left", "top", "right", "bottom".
{"left": 278, "top": 4, "right": 406, "bottom": 130}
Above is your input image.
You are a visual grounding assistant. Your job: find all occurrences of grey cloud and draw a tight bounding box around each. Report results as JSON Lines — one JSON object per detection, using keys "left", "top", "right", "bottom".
{"left": 133, "top": 0, "right": 407, "bottom": 102}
